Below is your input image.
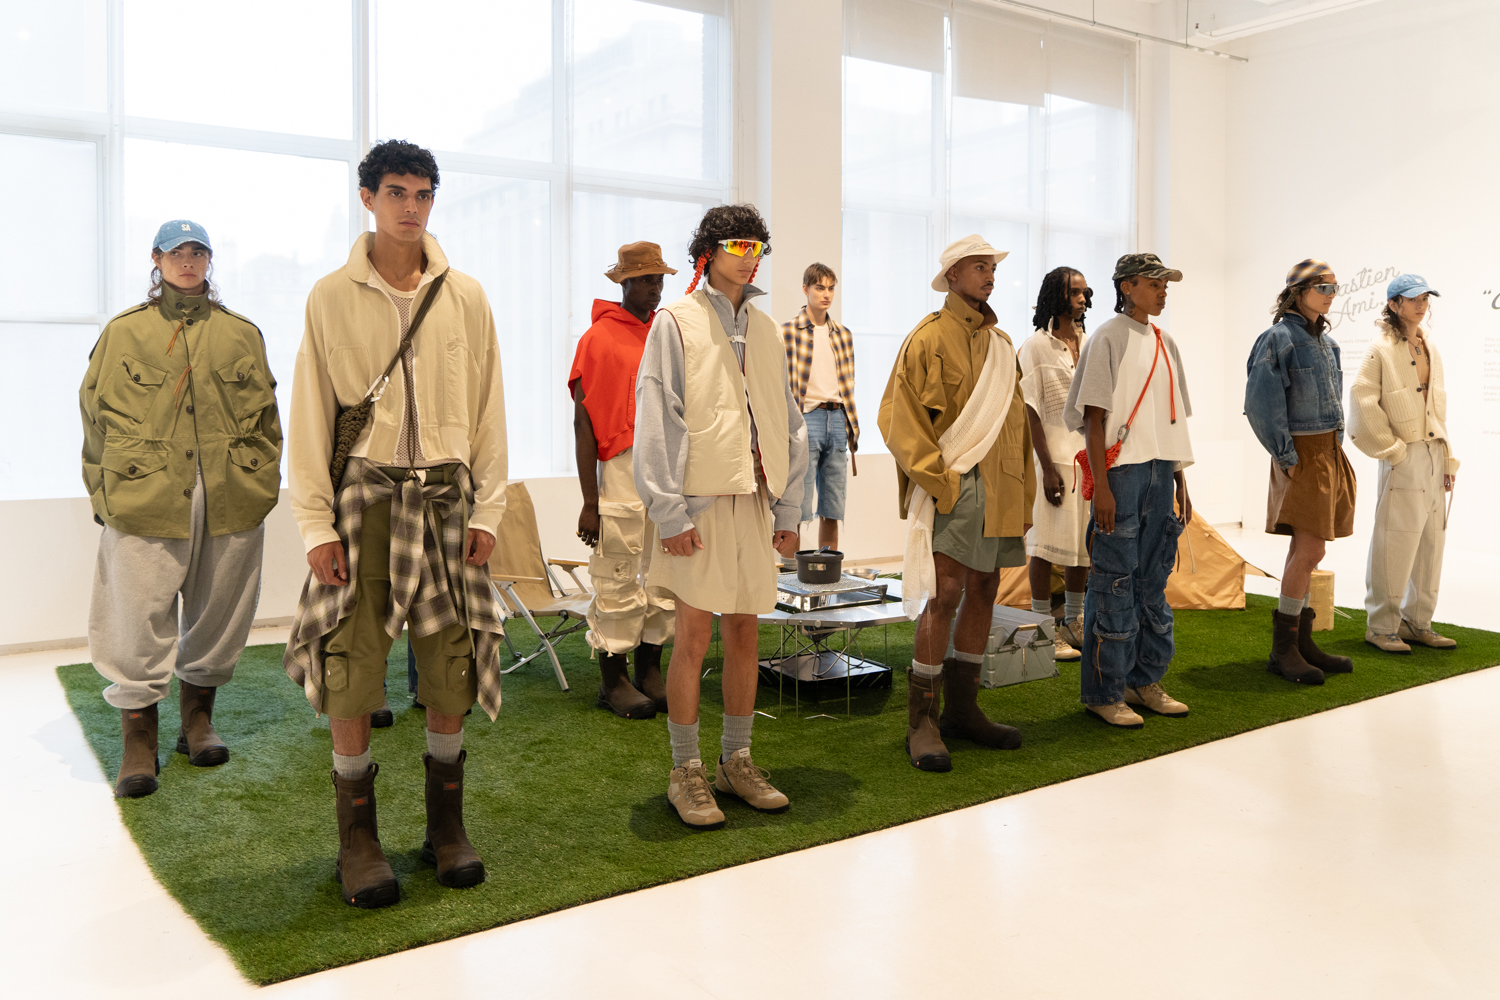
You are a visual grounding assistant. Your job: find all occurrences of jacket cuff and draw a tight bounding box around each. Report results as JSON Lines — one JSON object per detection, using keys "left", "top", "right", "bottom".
{"left": 772, "top": 503, "right": 801, "bottom": 534}
{"left": 298, "top": 519, "right": 341, "bottom": 554}
{"left": 1276, "top": 451, "right": 1298, "bottom": 470}
{"left": 654, "top": 510, "right": 694, "bottom": 542}
{"left": 469, "top": 502, "right": 505, "bottom": 538}
{"left": 934, "top": 470, "right": 962, "bottom": 515}
{"left": 1446, "top": 455, "right": 1461, "bottom": 475}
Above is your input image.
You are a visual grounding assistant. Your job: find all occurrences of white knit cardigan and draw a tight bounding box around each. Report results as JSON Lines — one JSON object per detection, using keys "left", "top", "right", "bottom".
{"left": 1348, "top": 321, "right": 1459, "bottom": 474}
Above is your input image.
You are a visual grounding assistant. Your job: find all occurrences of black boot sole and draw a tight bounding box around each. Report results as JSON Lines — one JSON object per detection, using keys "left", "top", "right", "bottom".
{"left": 596, "top": 689, "right": 657, "bottom": 720}
{"left": 906, "top": 735, "right": 952, "bottom": 772}
{"left": 421, "top": 842, "right": 487, "bottom": 888}
{"left": 176, "top": 733, "right": 229, "bottom": 766}
{"left": 115, "top": 772, "right": 159, "bottom": 798}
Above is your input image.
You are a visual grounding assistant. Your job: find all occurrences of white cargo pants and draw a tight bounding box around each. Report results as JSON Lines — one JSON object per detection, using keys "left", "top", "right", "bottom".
{"left": 586, "top": 449, "right": 675, "bottom": 654}
{"left": 1364, "top": 439, "right": 1449, "bottom": 635}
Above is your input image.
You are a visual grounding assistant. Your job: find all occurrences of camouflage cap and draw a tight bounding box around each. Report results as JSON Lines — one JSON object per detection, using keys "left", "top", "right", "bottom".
{"left": 1113, "top": 252, "right": 1182, "bottom": 283}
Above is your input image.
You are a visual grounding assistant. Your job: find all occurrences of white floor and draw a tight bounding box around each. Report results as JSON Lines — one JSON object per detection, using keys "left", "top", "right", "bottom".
{"left": 4, "top": 534, "right": 1495, "bottom": 999}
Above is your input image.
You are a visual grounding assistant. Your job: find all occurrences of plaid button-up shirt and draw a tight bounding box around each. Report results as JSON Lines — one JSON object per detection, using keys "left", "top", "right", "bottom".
{"left": 781, "top": 305, "right": 860, "bottom": 450}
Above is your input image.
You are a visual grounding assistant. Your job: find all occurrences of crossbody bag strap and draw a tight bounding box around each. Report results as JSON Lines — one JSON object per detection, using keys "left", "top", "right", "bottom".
{"left": 1116, "top": 328, "right": 1162, "bottom": 443}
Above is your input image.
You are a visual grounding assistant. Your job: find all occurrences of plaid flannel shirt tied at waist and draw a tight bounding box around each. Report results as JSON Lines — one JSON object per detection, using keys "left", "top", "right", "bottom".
{"left": 283, "top": 457, "right": 505, "bottom": 720}
{"left": 781, "top": 305, "right": 860, "bottom": 450}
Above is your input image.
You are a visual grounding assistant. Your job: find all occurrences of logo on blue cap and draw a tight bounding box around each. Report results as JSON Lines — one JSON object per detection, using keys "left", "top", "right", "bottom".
{"left": 153, "top": 219, "right": 212, "bottom": 254}
{"left": 1386, "top": 273, "right": 1438, "bottom": 300}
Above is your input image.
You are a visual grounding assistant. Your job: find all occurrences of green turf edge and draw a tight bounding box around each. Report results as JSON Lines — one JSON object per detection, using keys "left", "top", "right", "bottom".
{"left": 57, "top": 594, "right": 1499, "bottom": 984}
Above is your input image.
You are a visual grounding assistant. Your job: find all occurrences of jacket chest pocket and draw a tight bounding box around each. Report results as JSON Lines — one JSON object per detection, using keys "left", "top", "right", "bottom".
{"left": 215, "top": 354, "right": 276, "bottom": 425}
{"left": 103, "top": 355, "right": 167, "bottom": 423}
{"left": 1287, "top": 366, "right": 1322, "bottom": 413}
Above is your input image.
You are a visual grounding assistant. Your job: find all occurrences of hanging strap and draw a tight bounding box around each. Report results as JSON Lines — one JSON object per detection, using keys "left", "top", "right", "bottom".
{"left": 1116, "top": 325, "right": 1174, "bottom": 444}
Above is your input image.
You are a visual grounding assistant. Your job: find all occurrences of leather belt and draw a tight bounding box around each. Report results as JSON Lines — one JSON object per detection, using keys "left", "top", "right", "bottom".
{"left": 812, "top": 401, "right": 843, "bottom": 410}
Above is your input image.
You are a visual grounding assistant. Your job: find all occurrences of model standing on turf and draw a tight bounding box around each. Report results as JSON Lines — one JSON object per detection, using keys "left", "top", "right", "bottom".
{"left": 81, "top": 220, "right": 282, "bottom": 799}
{"left": 1244, "top": 259, "right": 1356, "bottom": 684}
{"left": 781, "top": 262, "right": 859, "bottom": 552}
{"left": 283, "top": 140, "right": 508, "bottom": 907}
{"left": 1350, "top": 274, "right": 1458, "bottom": 652}
{"left": 634, "top": 204, "right": 808, "bottom": 829}
{"left": 569, "top": 241, "right": 679, "bottom": 718}
{"left": 1063, "top": 253, "right": 1194, "bottom": 728}
{"left": 1018, "top": 266, "right": 1093, "bottom": 663}
{"left": 878, "top": 235, "right": 1034, "bottom": 772}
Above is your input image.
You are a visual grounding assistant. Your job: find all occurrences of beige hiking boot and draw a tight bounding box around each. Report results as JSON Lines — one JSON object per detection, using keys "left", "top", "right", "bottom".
{"left": 1056, "top": 614, "right": 1086, "bottom": 650}
{"left": 1052, "top": 631, "right": 1081, "bottom": 661}
{"left": 714, "top": 748, "right": 790, "bottom": 813}
{"left": 667, "top": 760, "right": 725, "bottom": 830}
{"left": 1365, "top": 630, "right": 1411, "bottom": 654}
{"left": 1086, "top": 701, "right": 1144, "bottom": 729}
{"left": 1125, "top": 682, "right": 1189, "bottom": 718}
{"left": 1398, "top": 621, "right": 1457, "bottom": 649}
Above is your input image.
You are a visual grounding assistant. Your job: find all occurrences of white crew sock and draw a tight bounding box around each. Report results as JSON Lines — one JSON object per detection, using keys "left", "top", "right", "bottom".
{"left": 426, "top": 728, "right": 463, "bottom": 764}
{"left": 332, "top": 749, "right": 371, "bottom": 779}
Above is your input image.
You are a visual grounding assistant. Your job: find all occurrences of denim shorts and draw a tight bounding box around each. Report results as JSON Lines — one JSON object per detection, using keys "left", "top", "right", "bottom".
{"left": 801, "top": 406, "right": 849, "bottom": 522}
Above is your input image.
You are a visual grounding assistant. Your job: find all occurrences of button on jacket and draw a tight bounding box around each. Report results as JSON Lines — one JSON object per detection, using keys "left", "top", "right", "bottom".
{"left": 1349, "top": 321, "right": 1459, "bottom": 474}
{"left": 1244, "top": 313, "right": 1345, "bottom": 469}
{"left": 79, "top": 284, "right": 283, "bottom": 539}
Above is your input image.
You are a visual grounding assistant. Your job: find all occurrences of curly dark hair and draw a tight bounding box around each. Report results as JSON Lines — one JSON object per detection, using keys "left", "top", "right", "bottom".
{"left": 686, "top": 203, "right": 771, "bottom": 269}
{"left": 358, "top": 139, "right": 440, "bottom": 193}
{"left": 1032, "top": 266, "right": 1089, "bottom": 332}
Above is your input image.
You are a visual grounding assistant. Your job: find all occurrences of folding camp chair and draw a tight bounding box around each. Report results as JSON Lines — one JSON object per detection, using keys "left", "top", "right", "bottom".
{"left": 488, "top": 481, "right": 591, "bottom": 692}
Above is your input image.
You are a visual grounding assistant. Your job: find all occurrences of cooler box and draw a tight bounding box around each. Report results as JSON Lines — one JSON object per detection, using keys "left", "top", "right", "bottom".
{"left": 951, "top": 606, "right": 1058, "bottom": 689}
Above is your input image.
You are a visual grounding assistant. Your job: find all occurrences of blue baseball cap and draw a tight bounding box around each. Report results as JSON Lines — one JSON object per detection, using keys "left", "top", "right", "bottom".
{"left": 153, "top": 219, "right": 212, "bottom": 253}
{"left": 1386, "top": 273, "right": 1439, "bottom": 300}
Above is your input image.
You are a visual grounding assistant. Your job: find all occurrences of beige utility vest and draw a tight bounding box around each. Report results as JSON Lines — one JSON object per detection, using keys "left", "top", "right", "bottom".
{"left": 663, "top": 289, "right": 789, "bottom": 499}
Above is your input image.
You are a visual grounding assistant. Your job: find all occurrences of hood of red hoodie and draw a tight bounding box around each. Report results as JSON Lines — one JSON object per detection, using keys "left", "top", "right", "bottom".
{"left": 591, "top": 298, "right": 654, "bottom": 330}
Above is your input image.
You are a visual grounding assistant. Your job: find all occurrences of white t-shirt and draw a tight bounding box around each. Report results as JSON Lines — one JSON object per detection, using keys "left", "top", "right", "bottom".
{"left": 802, "top": 322, "right": 842, "bottom": 411}
{"left": 1064, "top": 313, "right": 1194, "bottom": 470}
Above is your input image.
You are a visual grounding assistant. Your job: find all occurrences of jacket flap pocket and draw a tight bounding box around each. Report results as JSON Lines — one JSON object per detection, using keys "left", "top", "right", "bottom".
{"left": 100, "top": 450, "right": 167, "bottom": 478}
{"left": 216, "top": 354, "right": 257, "bottom": 384}
{"left": 121, "top": 355, "right": 166, "bottom": 386}
{"left": 229, "top": 440, "right": 277, "bottom": 471}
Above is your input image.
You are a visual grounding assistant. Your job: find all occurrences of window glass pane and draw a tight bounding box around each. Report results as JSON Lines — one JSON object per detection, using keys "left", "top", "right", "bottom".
{"left": 426, "top": 172, "right": 553, "bottom": 477}
{"left": 0, "top": 323, "right": 98, "bottom": 501}
{"left": 952, "top": 98, "right": 1033, "bottom": 217}
{"left": 573, "top": 0, "right": 719, "bottom": 181}
{"left": 570, "top": 192, "right": 702, "bottom": 341}
{"left": 1044, "top": 96, "right": 1131, "bottom": 233}
{"left": 376, "top": 0, "right": 551, "bottom": 160}
{"left": 124, "top": 1, "right": 351, "bottom": 138}
{"left": 123, "top": 139, "right": 350, "bottom": 475}
{"left": 844, "top": 57, "right": 933, "bottom": 199}
{"left": 1043, "top": 230, "right": 1121, "bottom": 320}
{"left": 0, "top": 134, "right": 98, "bottom": 315}
{"left": 951, "top": 215, "right": 1029, "bottom": 337}
{"left": 0, "top": 0, "right": 107, "bottom": 115}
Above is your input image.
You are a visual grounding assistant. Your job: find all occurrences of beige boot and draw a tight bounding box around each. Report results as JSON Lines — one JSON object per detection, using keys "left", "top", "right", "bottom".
{"left": 1365, "top": 630, "right": 1411, "bottom": 654}
{"left": 714, "top": 748, "right": 789, "bottom": 812}
{"left": 905, "top": 669, "right": 952, "bottom": 772}
{"left": 1086, "top": 701, "right": 1144, "bottom": 729}
{"left": 1399, "top": 621, "right": 1457, "bottom": 649}
{"left": 667, "top": 760, "right": 725, "bottom": 829}
{"left": 1125, "top": 682, "right": 1189, "bottom": 717}
{"left": 116, "top": 705, "right": 160, "bottom": 799}
{"left": 176, "top": 681, "right": 228, "bottom": 766}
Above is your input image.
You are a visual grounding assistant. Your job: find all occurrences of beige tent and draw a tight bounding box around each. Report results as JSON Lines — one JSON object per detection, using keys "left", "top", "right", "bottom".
{"left": 996, "top": 512, "right": 1270, "bottom": 611}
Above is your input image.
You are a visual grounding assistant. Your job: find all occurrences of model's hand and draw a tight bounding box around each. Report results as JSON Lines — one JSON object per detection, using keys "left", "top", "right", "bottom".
{"left": 466, "top": 528, "right": 496, "bottom": 566}
{"left": 308, "top": 541, "right": 349, "bottom": 586}
{"left": 661, "top": 527, "right": 704, "bottom": 557}
{"left": 772, "top": 530, "right": 798, "bottom": 558}
{"left": 1042, "top": 463, "right": 1066, "bottom": 507}
{"left": 1175, "top": 472, "right": 1193, "bottom": 525}
{"left": 1093, "top": 485, "right": 1116, "bottom": 535}
{"left": 577, "top": 502, "right": 600, "bottom": 548}
{"left": 1445, "top": 474, "right": 1455, "bottom": 492}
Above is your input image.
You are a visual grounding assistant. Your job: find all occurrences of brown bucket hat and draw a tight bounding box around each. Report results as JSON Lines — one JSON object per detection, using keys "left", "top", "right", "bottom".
{"left": 604, "top": 241, "right": 679, "bottom": 283}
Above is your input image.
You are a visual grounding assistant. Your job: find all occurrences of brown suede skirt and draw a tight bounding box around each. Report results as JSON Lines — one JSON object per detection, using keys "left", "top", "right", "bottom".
{"left": 1266, "top": 431, "right": 1356, "bottom": 539}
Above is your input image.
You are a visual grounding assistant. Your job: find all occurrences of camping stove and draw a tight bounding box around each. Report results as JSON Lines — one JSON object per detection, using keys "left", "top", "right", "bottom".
{"left": 774, "top": 572, "right": 889, "bottom": 613}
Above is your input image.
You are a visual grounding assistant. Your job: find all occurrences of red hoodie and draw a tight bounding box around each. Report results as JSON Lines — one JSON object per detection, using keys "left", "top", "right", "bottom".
{"left": 567, "top": 299, "right": 654, "bottom": 461}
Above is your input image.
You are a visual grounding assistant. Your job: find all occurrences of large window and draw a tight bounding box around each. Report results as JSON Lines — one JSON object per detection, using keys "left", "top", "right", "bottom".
{"left": 842, "top": 0, "right": 1135, "bottom": 450}
{"left": 0, "top": 0, "right": 730, "bottom": 500}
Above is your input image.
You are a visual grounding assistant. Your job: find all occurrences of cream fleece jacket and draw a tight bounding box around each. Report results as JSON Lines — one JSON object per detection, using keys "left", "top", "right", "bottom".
{"left": 289, "top": 233, "right": 508, "bottom": 552}
{"left": 1348, "top": 322, "right": 1459, "bottom": 474}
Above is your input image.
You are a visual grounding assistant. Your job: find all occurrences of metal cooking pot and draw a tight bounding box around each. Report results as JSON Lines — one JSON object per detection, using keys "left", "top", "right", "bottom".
{"left": 795, "top": 546, "right": 844, "bottom": 585}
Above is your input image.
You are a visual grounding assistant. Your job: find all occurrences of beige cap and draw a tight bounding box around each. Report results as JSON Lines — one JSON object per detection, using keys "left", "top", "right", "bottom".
{"left": 932, "top": 234, "right": 1009, "bottom": 292}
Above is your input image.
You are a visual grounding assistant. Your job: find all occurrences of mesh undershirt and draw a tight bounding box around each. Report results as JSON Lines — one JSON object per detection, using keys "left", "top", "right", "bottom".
{"left": 382, "top": 286, "right": 441, "bottom": 469}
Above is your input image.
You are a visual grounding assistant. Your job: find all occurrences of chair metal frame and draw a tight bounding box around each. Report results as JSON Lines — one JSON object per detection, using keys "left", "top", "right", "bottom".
{"left": 491, "top": 557, "right": 592, "bottom": 693}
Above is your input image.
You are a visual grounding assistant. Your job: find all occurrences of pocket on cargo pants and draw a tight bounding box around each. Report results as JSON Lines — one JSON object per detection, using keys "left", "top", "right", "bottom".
{"left": 590, "top": 498, "right": 650, "bottom": 615}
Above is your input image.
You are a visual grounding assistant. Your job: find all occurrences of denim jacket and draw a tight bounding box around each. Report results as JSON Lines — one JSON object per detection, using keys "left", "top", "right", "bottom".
{"left": 1243, "top": 312, "right": 1345, "bottom": 469}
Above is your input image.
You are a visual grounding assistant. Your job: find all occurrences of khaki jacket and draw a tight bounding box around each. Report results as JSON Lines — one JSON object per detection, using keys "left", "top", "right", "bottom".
{"left": 877, "top": 292, "right": 1035, "bottom": 537}
{"left": 79, "top": 285, "right": 283, "bottom": 538}
{"left": 1349, "top": 322, "right": 1459, "bottom": 474}
{"left": 289, "top": 233, "right": 507, "bottom": 552}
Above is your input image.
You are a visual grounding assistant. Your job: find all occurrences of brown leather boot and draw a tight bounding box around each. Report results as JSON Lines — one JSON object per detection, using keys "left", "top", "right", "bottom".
{"left": 905, "top": 669, "right": 951, "bottom": 772}
{"left": 597, "top": 652, "right": 657, "bottom": 719}
{"left": 115, "top": 704, "right": 160, "bottom": 799}
{"left": 421, "top": 751, "right": 486, "bottom": 888}
{"left": 1267, "top": 610, "right": 1325, "bottom": 685}
{"left": 176, "top": 681, "right": 229, "bottom": 766}
{"left": 940, "top": 658, "right": 1023, "bottom": 749}
{"left": 332, "top": 764, "right": 399, "bottom": 908}
{"left": 1298, "top": 607, "right": 1353, "bottom": 673}
{"left": 633, "top": 642, "right": 669, "bottom": 714}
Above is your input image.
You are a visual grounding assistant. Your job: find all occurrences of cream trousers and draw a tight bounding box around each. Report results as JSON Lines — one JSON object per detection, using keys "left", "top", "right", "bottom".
{"left": 1364, "top": 439, "right": 1448, "bottom": 634}
{"left": 587, "top": 449, "right": 675, "bottom": 654}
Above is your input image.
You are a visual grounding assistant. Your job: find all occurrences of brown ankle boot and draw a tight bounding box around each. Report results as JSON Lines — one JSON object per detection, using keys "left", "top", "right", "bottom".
{"left": 940, "top": 658, "right": 1023, "bottom": 749}
{"left": 1267, "top": 610, "right": 1325, "bottom": 685}
{"left": 176, "top": 681, "right": 229, "bottom": 766}
{"left": 1298, "top": 607, "right": 1353, "bottom": 674}
{"left": 633, "top": 643, "right": 669, "bottom": 714}
{"left": 332, "top": 764, "right": 399, "bottom": 908}
{"left": 116, "top": 704, "right": 160, "bottom": 799}
{"left": 906, "top": 670, "right": 951, "bottom": 772}
{"left": 597, "top": 653, "right": 657, "bottom": 719}
{"left": 422, "top": 751, "right": 486, "bottom": 888}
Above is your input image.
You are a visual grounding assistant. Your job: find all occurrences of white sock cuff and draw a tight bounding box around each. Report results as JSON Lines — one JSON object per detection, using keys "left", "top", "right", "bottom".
{"left": 911, "top": 658, "right": 943, "bottom": 678}
{"left": 333, "top": 749, "right": 371, "bottom": 779}
{"left": 425, "top": 728, "right": 464, "bottom": 764}
{"left": 953, "top": 650, "right": 984, "bottom": 665}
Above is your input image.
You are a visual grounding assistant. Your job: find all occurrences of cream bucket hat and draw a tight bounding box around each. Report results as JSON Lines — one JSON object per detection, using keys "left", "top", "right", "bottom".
{"left": 932, "top": 234, "right": 1009, "bottom": 292}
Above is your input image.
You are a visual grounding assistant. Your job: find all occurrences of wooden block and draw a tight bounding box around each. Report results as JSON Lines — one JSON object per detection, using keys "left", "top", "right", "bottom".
{"left": 1309, "top": 569, "right": 1335, "bottom": 632}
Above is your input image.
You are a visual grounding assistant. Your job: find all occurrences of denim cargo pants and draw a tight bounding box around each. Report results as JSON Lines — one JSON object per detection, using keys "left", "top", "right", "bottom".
{"left": 1081, "top": 459, "right": 1185, "bottom": 706}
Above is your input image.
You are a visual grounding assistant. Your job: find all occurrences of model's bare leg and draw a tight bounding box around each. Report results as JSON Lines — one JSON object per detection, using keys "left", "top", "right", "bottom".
{"left": 818, "top": 517, "right": 839, "bottom": 551}
{"left": 666, "top": 602, "right": 713, "bottom": 725}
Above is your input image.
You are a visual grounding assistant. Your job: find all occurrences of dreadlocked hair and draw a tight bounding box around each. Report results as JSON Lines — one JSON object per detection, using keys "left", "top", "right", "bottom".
{"left": 684, "top": 252, "right": 709, "bottom": 294}
{"left": 685, "top": 203, "right": 771, "bottom": 286}
{"left": 1033, "top": 266, "right": 1089, "bottom": 332}
{"left": 1272, "top": 281, "right": 1329, "bottom": 335}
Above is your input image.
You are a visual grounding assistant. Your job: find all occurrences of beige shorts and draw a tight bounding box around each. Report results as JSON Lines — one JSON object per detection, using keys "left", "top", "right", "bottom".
{"left": 647, "top": 485, "right": 777, "bottom": 615}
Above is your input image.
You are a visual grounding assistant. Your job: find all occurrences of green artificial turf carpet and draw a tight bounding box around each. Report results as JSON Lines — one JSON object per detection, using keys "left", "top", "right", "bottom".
{"left": 60, "top": 594, "right": 1499, "bottom": 984}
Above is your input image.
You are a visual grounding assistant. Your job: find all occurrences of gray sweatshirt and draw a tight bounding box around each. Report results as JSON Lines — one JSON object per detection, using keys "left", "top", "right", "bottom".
{"left": 633, "top": 282, "right": 808, "bottom": 539}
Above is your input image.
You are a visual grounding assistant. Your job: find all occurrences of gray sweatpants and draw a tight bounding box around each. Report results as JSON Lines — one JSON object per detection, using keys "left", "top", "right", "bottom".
{"left": 89, "top": 466, "right": 266, "bottom": 710}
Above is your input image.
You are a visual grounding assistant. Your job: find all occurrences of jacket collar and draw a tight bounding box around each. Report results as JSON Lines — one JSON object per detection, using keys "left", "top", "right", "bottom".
{"left": 795, "top": 303, "right": 841, "bottom": 332}
{"left": 942, "top": 291, "right": 997, "bottom": 333}
{"left": 702, "top": 280, "right": 764, "bottom": 314}
{"left": 343, "top": 231, "right": 450, "bottom": 284}
{"left": 591, "top": 298, "right": 653, "bottom": 331}
{"left": 159, "top": 283, "right": 210, "bottom": 322}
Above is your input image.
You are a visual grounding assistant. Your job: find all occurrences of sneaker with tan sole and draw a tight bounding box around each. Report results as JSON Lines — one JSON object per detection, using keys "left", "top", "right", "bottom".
{"left": 1125, "top": 682, "right": 1189, "bottom": 717}
{"left": 1086, "top": 701, "right": 1144, "bottom": 729}
{"left": 1056, "top": 614, "right": 1086, "bottom": 650}
{"left": 667, "top": 760, "right": 725, "bottom": 829}
{"left": 1365, "top": 630, "right": 1411, "bottom": 654}
{"left": 1052, "top": 631, "right": 1081, "bottom": 661}
{"left": 1398, "top": 621, "right": 1457, "bottom": 649}
{"left": 714, "top": 748, "right": 790, "bottom": 813}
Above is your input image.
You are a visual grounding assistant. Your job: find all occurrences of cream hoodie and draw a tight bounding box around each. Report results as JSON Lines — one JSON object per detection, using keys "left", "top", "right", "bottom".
{"left": 289, "top": 233, "right": 508, "bottom": 552}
